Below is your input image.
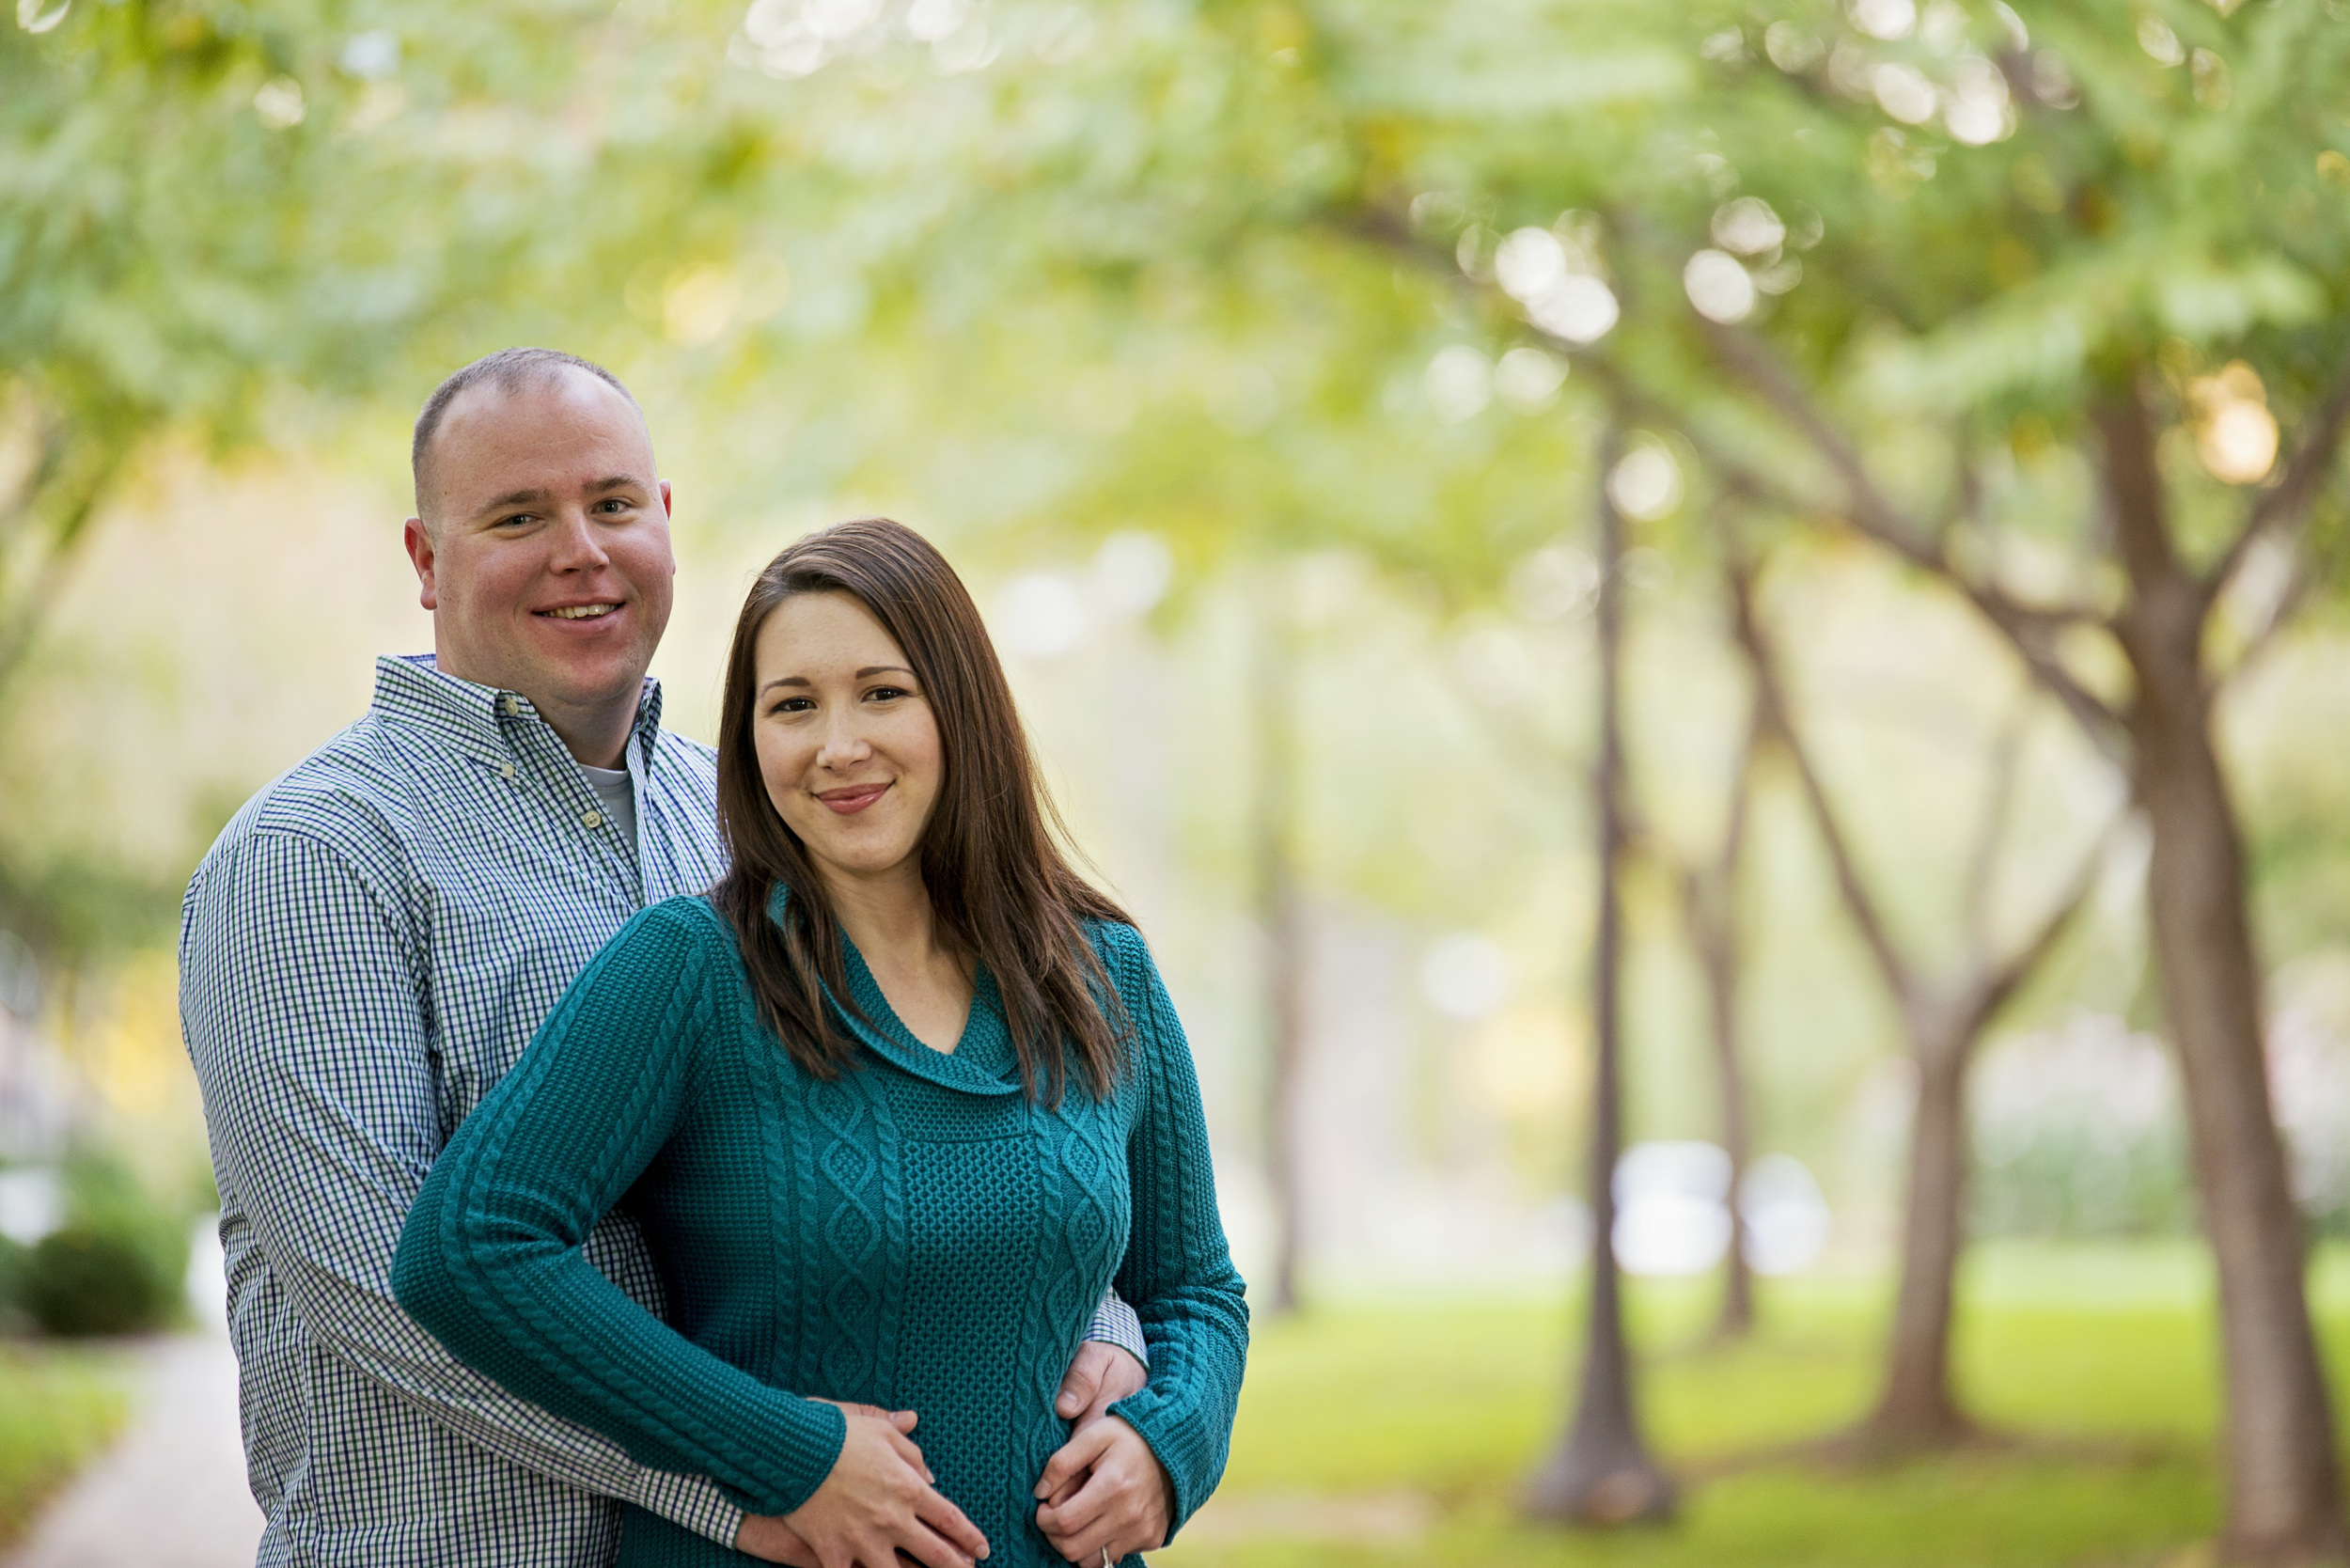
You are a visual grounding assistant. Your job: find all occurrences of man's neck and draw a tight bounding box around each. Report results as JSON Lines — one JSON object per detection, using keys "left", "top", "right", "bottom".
{"left": 430, "top": 649, "right": 641, "bottom": 770}
{"left": 536, "top": 698, "right": 638, "bottom": 771}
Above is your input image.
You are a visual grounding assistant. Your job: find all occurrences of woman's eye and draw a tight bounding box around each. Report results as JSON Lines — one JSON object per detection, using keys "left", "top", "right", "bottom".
{"left": 769, "top": 697, "right": 815, "bottom": 714}
{"left": 867, "top": 685, "right": 907, "bottom": 702}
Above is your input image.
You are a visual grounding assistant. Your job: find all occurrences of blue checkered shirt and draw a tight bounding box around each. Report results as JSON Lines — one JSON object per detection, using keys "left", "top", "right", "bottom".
{"left": 180, "top": 654, "right": 1145, "bottom": 1567}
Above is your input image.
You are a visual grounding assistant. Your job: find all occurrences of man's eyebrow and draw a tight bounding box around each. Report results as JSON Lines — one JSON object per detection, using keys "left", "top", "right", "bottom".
{"left": 478, "top": 486, "right": 552, "bottom": 515}
{"left": 473, "top": 477, "right": 648, "bottom": 517}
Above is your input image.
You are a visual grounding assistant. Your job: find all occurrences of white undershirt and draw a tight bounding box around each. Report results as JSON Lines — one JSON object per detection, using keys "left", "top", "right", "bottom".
{"left": 577, "top": 761, "right": 638, "bottom": 853}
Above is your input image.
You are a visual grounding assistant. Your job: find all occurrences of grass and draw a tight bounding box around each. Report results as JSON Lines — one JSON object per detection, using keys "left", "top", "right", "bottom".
{"left": 1155, "top": 1241, "right": 2350, "bottom": 1568}
{"left": 0, "top": 1342, "right": 132, "bottom": 1547}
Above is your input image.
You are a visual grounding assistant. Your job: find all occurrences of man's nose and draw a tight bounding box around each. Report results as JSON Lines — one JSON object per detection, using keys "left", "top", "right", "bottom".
{"left": 546, "top": 507, "right": 611, "bottom": 572}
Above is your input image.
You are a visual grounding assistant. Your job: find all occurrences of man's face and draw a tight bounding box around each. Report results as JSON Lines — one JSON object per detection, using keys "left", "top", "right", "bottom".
{"left": 404, "top": 371, "right": 675, "bottom": 717}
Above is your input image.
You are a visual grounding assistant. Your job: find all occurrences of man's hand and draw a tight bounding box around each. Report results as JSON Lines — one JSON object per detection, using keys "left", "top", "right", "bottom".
{"left": 735, "top": 1512, "right": 819, "bottom": 1565}
{"left": 734, "top": 1402, "right": 923, "bottom": 1566}
{"left": 1032, "top": 1416, "right": 1171, "bottom": 1565}
{"left": 1053, "top": 1342, "right": 1147, "bottom": 1431}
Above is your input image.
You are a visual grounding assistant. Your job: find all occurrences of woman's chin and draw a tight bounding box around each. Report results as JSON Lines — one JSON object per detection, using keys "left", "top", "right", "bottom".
{"left": 807, "top": 836, "right": 922, "bottom": 885}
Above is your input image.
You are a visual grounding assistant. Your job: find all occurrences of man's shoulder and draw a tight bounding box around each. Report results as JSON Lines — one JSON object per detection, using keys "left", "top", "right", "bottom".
{"left": 647, "top": 729, "right": 718, "bottom": 793}
{"left": 195, "top": 714, "right": 422, "bottom": 884}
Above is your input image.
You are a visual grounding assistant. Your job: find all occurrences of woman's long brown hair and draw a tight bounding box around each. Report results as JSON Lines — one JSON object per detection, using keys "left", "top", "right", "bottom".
{"left": 709, "top": 517, "right": 1133, "bottom": 1103}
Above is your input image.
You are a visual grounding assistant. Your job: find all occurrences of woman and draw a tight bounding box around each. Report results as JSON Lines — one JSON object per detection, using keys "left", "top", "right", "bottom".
{"left": 393, "top": 518, "right": 1247, "bottom": 1568}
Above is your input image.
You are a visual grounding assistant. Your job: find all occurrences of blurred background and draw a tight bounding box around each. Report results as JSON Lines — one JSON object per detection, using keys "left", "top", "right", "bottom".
{"left": 7, "top": 0, "right": 2350, "bottom": 1562}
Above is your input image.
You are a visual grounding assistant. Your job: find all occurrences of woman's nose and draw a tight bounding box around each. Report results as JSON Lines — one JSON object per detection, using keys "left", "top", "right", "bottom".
{"left": 816, "top": 715, "right": 872, "bottom": 769}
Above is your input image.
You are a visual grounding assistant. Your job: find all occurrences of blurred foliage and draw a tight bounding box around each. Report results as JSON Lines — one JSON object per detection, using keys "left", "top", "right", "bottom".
{"left": 0, "top": 1234, "right": 24, "bottom": 1332}
{"left": 8, "top": 0, "right": 2350, "bottom": 1266}
{"left": 6, "top": 1151, "right": 192, "bottom": 1338}
{"left": 0, "top": 1343, "right": 128, "bottom": 1546}
{"left": 1154, "top": 1243, "right": 2350, "bottom": 1566}
{"left": 20, "top": 1229, "right": 172, "bottom": 1337}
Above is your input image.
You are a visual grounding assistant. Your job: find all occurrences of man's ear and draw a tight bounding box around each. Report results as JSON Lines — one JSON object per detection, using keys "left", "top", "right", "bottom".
{"left": 402, "top": 518, "right": 440, "bottom": 611}
{"left": 659, "top": 478, "right": 673, "bottom": 519}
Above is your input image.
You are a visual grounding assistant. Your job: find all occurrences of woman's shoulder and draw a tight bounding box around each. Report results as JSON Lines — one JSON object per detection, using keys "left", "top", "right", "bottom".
{"left": 1081, "top": 918, "right": 1173, "bottom": 1030}
{"left": 592, "top": 894, "right": 742, "bottom": 978}
{"left": 1082, "top": 917, "right": 1153, "bottom": 975}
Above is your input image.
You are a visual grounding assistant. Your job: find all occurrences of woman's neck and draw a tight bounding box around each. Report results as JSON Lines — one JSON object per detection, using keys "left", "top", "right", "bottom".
{"left": 820, "top": 860, "right": 947, "bottom": 971}
{"left": 818, "top": 859, "right": 973, "bottom": 1053}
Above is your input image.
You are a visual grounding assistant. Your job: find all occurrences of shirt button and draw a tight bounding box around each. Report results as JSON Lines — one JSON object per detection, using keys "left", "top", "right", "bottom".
{"left": 499, "top": 762, "right": 517, "bottom": 781}
{"left": 502, "top": 695, "right": 521, "bottom": 716}
{"left": 582, "top": 810, "right": 603, "bottom": 830}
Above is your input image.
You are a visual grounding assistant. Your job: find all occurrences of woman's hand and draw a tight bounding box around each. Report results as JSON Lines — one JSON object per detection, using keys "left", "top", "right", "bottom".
{"left": 1031, "top": 1416, "right": 1171, "bottom": 1565}
{"left": 736, "top": 1403, "right": 916, "bottom": 1565}
{"left": 782, "top": 1405, "right": 991, "bottom": 1568}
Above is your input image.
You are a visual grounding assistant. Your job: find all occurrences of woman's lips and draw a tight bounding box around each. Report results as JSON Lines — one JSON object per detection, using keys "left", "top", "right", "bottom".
{"left": 815, "top": 783, "right": 889, "bottom": 815}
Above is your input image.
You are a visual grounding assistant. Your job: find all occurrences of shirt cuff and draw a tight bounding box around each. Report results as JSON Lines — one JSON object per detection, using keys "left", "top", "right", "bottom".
{"left": 1084, "top": 1292, "right": 1150, "bottom": 1367}
{"left": 630, "top": 1468, "right": 746, "bottom": 1547}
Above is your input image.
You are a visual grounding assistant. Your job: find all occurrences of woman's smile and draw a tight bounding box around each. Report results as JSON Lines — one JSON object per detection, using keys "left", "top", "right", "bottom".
{"left": 815, "top": 781, "right": 891, "bottom": 815}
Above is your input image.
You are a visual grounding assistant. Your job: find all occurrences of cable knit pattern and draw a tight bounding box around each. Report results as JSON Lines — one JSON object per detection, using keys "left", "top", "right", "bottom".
{"left": 394, "top": 894, "right": 1247, "bottom": 1568}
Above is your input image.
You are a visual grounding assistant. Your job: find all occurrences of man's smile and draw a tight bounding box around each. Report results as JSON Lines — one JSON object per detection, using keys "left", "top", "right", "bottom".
{"left": 537, "top": 602, "right": 621, "bottom": 620}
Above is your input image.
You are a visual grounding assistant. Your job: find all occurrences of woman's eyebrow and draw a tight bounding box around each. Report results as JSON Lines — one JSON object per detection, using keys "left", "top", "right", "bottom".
{"left": 759, "top": 666, "right": 912, "bottom": 694}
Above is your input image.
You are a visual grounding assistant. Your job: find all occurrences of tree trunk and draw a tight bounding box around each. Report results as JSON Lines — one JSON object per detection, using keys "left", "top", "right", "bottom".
{"left": 1527, "top": 428, "right": 1674, "bottom": 1527}
{"left": 1697, "top": 902, "right": 1755, "bottom": 1339}
{"left": 1696, "top": 718, "right": 1760, "bottom": 1341}
{"left": 2103, "top": 387, "right": 2345, "bottom": 1564}
{"left": 1253, "top": 581, "right": 1308, "bottom": 1317}
{"left": 1868, "top": 1025, "right": 1972, "bottom": 1444}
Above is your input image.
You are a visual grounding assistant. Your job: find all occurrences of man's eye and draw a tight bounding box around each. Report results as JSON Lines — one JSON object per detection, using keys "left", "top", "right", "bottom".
{"left": 496, "top": 513, "right": 536, "bottom": 528}
{"left": 596, "top": 498, "right": 631, "bottom": 513}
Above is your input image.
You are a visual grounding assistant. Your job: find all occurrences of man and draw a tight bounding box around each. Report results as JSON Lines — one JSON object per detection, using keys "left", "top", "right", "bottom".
{"left": 180, "top": 348, "right": 1146, "bottom": 1565}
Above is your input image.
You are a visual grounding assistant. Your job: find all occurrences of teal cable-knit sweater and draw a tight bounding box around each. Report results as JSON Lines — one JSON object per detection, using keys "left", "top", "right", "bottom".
{"left": 392, "top": 893, "right": 1247, "bottom": 1567}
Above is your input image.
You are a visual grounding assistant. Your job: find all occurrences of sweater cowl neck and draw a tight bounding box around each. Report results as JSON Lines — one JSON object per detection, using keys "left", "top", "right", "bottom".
{"left": 763, "top": 882, "right": 1024, "bottom": 1098}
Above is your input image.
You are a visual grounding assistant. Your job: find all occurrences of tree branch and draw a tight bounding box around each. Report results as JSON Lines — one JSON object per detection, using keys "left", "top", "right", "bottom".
{"left": 1646, "top": 328, "right": 2133, "bottom": 766}
{"left": 1954, "top": 816, "right": 2115, "bottom": 1044}
{"left": 2205, "top": 337, "right": 2350, "bottom": 604}
{"left": 1697, "top": 320, "right": 1950, "bottom": 571}
{"left": 0, "top": 441, "right": 111, "bottom": 700}
{"left": 1962, "top": 701, "right": 2030, "bottom": 964}
{"left": 1728, "top": 550, "right": 1918, "bottom": 1004}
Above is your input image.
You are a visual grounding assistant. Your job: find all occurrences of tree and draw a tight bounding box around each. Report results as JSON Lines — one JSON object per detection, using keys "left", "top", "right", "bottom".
{"left": 1730, "top": 539, "right": 2106, "bottom": 1443}
{"left": 1641, "top": 659, "right": 1766, "bottom": 1341}
{"left": 1525, "top": 425, "right": 1675, "bottom": 1527}
{"left": 1673, "top": 682, "right": 1767, "bottom": 1335}
{"left": 1251, "top": 569, "right": 1308, "bottom": 1316}
{"left": 1, "top": 0, "right": 709, "bottom": 953}
{"left": 1310, "top": 0, "right": 2350, "bottom": 1549}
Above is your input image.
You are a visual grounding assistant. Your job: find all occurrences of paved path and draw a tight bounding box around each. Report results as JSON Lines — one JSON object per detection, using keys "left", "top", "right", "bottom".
{"left": 4, "top": 1327, "right": 261, "bottom": 1568}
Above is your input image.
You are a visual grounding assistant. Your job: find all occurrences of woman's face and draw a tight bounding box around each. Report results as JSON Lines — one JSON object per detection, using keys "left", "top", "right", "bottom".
{"left": 751, "top": 590, "right": 945, "bottom": 888}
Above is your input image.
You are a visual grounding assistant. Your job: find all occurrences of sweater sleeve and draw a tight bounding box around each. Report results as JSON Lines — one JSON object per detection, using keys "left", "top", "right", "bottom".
{"left": 1097, "top": 925, "right": 1250, "bottom": 1543}
{"left": 392, "top": 900, "right": 847, "bottom": 1517}
{"left": 180, "top": 829, "right": 743, "bottom": 1545}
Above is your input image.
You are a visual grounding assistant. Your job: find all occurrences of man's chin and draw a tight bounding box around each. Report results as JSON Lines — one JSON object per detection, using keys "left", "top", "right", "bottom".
{"left": 517, "top": 648, "right": 657, "bottom": 714}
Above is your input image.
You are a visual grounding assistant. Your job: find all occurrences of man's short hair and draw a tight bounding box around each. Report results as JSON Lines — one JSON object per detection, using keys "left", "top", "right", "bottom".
{"left": 411, "top": 348, "right": 640, "bottom": 518}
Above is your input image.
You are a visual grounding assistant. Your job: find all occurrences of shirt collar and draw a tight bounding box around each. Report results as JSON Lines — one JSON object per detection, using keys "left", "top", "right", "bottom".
{"left": 370, "top": 653, "right": 666, "bottom": 763}
{"left": 760, "top": 882, "right": 1022, "bottom": 1098}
